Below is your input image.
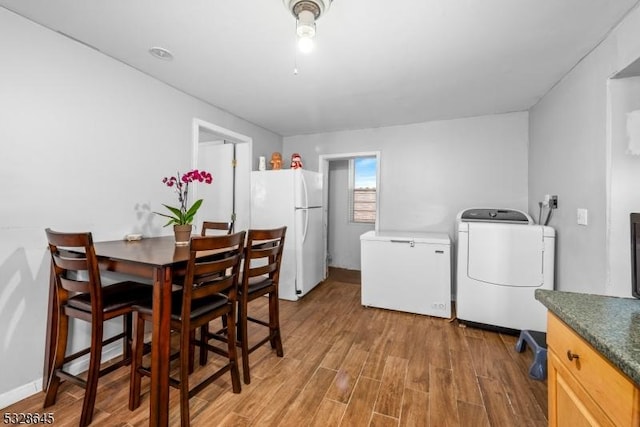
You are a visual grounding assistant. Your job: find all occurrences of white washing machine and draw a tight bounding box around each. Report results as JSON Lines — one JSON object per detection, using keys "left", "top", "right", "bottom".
{"left": 456, "top": 208, "right": 555, "bottom": 333}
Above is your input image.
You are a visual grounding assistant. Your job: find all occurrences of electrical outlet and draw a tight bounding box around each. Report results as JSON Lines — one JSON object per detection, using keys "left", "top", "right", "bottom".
{"left": 550, "top": 195, "right": 558, "bottom": 209}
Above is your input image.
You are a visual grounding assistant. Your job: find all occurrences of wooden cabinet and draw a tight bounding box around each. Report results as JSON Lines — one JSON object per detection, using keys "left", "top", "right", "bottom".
{"left": 547, "top": 313, "right": 640, "bottom": 426}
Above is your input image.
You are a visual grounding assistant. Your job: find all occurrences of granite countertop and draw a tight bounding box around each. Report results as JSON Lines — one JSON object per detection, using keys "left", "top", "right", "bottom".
{"left": 535, "top": 289, "right": 640, "bottom": 386}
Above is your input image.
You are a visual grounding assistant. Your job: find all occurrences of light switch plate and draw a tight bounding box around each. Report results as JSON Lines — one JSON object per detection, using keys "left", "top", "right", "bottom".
{"left": 577, "top": 208, "right": 588, "bottom": 226}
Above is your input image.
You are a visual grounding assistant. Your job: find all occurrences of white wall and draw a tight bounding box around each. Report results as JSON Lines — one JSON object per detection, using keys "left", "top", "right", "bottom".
{"left": 528, "top": 4, "right": 640, "bottom": 295}
{"left": 327, "top": 160, "right": 374, "bottom": 270}
{"left": 284, "top": 112, "right": 529, "bottom": 239}
{"left": 608, "top": 76, "right": 640, "bottom": 296}
{"left": 0, "top": 8, "right": 281, "bottom": 406}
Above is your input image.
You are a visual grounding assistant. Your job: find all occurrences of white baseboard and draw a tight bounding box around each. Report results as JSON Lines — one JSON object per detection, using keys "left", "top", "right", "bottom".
{"left": 0, "top": 345, "right": 123, "bottom": 410}
{"left": 0, "top": 380, "right": 42, "bottom": 410}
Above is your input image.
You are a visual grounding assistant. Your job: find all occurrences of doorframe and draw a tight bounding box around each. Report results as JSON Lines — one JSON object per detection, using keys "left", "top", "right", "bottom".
{"left": 191, "top": 118, "right": 252, "bottom": 229}
{"left": 319, "top": 151, "right": 381, "bottom": 272}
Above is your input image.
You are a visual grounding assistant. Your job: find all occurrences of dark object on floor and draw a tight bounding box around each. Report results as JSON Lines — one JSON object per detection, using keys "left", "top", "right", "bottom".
{"left": 515, "top": 329, "right": 548, "bottom": 381}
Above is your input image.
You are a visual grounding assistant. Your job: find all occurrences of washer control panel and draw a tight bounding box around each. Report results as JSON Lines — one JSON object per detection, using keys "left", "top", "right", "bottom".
{"left": 458, "top": 208, "right": 532, "bottom": 224}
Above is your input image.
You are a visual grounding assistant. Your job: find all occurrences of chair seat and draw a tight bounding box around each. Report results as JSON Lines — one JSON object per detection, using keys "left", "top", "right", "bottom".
{"left": 134, "top": 291, "right": 229, "bottom": 321}
{"left": 67, "top": 282, "right": 152, "bottom": 313}
{"left": 242, "top": 276, "right": 274, "bottom": 295}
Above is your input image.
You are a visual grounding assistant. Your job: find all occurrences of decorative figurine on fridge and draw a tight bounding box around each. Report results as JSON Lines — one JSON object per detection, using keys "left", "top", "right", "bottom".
{"left": 270, "top": 152, "right": 283, "bottom": 170}
{"left": 290, "top": 153, "right": 303, "bottom": 169}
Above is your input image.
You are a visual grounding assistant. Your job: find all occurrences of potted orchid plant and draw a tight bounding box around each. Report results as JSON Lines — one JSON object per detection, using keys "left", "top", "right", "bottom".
{"left": 155, "top": 169, "right": 213, "bottom": 244}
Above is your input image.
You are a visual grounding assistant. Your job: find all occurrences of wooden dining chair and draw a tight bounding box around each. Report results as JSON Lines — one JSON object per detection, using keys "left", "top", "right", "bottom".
{"left": 194, "top": 219, "right": 233, "bottom": 367}
{"left": 129, "top": 231, "right": 245, "bottom": 427}
{"left": 237, "top": 226, "right": 287, "bottom": 384}
{"left": 43, "top": 228, "right": 153, "bottom": 427}
{"left": 201, "top": 220, "right": 233, "bottom": 236}
{"left": 173, "top": 220, "right": 231, "bottom": 289}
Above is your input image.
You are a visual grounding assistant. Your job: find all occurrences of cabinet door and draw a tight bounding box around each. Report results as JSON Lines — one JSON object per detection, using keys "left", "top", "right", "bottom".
{"left": 548, "top": 350, "right": 616, "bottom": 427}
{"left": 547, "top": 313, "right": 640, "bottom": 426}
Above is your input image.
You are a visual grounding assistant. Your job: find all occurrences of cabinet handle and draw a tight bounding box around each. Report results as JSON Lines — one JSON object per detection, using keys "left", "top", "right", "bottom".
{"left": 566, "top": 350, "right": 580, "bottom": 361}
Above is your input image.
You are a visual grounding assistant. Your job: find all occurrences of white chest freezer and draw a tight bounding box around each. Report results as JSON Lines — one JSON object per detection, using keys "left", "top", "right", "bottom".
{"left": 360, "top": 230, "right": 452, "bottom": 318}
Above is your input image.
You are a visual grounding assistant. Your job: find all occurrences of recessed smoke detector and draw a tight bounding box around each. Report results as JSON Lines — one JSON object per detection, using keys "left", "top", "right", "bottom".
{"left": 149, "top": 47, "right": 173, "bottom": 61}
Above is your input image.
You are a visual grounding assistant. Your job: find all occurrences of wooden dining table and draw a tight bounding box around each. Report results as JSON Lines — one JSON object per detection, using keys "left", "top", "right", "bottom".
{"left": 43, "top": 235, "right": 195, "bottom": 427}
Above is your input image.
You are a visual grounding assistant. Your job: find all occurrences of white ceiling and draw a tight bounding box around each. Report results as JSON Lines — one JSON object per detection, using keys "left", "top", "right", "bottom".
{"left": 2, "top": 0, "right": 639, "bottom": 136}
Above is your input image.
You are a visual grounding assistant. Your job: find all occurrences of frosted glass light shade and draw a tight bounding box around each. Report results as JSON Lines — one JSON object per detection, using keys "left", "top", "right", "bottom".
{"left": 298, "top": 36, "right": 314, "bottom": 53}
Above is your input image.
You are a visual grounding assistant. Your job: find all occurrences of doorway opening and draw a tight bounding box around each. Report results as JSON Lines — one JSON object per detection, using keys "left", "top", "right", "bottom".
{"left": 191, "top": 119, "right": 252, "bottom": 234}
{"left": 319, "top": 152, "right": 380, "bottom": 272}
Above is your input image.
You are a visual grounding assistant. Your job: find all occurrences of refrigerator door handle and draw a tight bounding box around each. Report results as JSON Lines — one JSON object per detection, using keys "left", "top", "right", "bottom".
{"left": 302, "top": 208, "right": 309, "bottom": 244}
{"left": 300, "top": 171, "right": 309, "bottom": 209}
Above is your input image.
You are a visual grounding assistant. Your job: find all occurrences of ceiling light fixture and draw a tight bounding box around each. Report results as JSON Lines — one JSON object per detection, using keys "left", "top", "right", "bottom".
{"left": 284, "top": 0, "right": 332, "bottom": 54}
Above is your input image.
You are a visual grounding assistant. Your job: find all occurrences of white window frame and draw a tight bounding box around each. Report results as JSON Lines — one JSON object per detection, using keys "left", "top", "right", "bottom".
{"left": 349, "top": 157, "right": 377, "bottom": 224}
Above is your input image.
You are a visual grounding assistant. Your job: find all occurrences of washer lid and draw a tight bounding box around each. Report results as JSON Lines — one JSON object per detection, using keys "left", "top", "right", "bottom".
{"left": 458, "top": 208, "right": 532, "bottom": 224}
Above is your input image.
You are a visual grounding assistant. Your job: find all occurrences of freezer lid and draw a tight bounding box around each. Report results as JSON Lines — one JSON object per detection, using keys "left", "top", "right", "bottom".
{"left": 360, "top": 230, "right": 450, "bottom": 245}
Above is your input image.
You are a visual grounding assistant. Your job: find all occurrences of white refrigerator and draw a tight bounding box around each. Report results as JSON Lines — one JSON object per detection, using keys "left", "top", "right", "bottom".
{"left": 250, "top": 169, "right": 326, "bottom": 301}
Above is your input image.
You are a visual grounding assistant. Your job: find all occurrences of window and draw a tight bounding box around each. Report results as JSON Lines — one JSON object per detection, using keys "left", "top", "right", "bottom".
{"left": 350, "top": 156, "right": 377, "bottom": 223}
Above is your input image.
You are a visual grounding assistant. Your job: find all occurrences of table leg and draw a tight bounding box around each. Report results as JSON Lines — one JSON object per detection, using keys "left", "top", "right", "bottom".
{"left": 149, "top": 266, "right": 172, "bottom": 427}
{"left": 42, "top": 262, "right": 57, "bottom": 391}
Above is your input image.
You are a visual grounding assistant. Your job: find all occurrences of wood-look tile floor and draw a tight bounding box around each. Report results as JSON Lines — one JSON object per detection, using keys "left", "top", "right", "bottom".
{"left": 5, "top": 268, "right": 548, "bottom": 426}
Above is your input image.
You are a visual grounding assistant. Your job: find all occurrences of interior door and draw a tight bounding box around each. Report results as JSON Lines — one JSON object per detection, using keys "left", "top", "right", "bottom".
{"left": 234, "top": 142, "right": 251, "bottom": 233}
{"left": 197, "top": 142, "right": 234, "bottom": 232}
